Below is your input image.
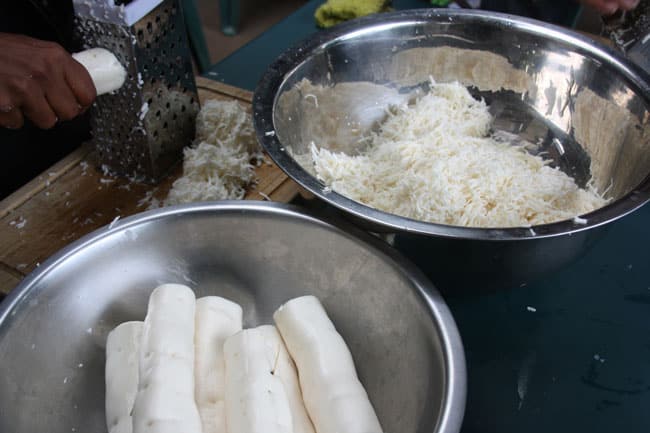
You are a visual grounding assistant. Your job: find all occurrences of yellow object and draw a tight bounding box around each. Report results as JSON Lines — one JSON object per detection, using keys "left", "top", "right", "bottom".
{"left": 315, "top": 0, "right": 391, "bottom": 28}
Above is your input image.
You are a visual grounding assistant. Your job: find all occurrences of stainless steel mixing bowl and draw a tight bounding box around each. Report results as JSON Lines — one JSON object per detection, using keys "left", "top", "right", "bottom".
{"left": 253, "top": 9, "right": 650, "bottom": 290}
{"left": 0, "top": 202, "right": 465, "bottom": 433}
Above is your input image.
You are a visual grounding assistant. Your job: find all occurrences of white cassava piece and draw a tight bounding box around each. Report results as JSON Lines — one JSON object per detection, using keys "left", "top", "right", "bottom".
{"left": 131, "top": 284, "right": 202, "bottom": 433}
{"left": 274, "top": 296, "right": 383, "bottom": 433}
{"left": 194, "top": 297, "right": 243, "bottom": 433}
{"left": 257, "top": 325, "right": 316, "bottom": 433}
{"left": 72, "top": 48, "right": 127, "bottom": 95}
{"left": 105, "top": 321, "right": 143, "bottom": 433}
{"left": 223, "top": 328, "right": 293, "bottom": 433}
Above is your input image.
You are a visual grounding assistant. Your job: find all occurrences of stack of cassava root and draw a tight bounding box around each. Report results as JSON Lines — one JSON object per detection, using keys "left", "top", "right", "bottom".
{"left": 105, "top": 284, "right": 382, "bottom": 433}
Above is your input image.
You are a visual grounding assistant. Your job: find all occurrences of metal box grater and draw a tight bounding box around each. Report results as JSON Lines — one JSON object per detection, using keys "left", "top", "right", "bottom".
{"left": 73, "top": 0, "right": 200, "bottom": 182}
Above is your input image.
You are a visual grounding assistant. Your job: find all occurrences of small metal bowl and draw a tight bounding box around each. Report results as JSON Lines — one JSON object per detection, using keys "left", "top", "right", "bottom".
{"left": 0, "top": 202, "right": 466, "bottom": 433}
{"left": 253, "top": 9, "right": 650, "bottom": 290}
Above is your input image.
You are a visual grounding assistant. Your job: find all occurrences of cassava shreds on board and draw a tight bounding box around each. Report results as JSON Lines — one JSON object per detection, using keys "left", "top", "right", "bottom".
{"left": 163, "top": 100, "right": 262, "bottom": 207}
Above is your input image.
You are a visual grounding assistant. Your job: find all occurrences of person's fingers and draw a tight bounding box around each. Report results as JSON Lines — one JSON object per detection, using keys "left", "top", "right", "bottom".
{"left": 619, "top": 0, "right": 640, "bottom": 10}
{"left": 582, "top": 0, "right": 621, "bottom": 15}
{"left": 600, "top": 1, "right": 620, "bottom": 15}
{"left": 0, "top": 74, "right": 20, "bottom": 128}
{"left": 0, "top": 77, "right": 15, "bottom": 111}
{"left": 0, "top": 106, "right": 24, "bottom": 129}
{"left": 33, "top": 43, "right": 88, "bottom": 120}
{"left": 7, "top": 75, "right": 58, "bottom": 129}
{"left": 45, "top": 84, "right": 82, "bottom": 121}
{"left": 66, "top": 56, "right": 97, "bottom": 108}
{"left": 587, "top": 0, "right": 640, "bottom": 15}
{"left": 43, "top": 67, "right": 83, "bottom": 121}
{"left": 23, "top": 96, "right": 58, "bottom": 129}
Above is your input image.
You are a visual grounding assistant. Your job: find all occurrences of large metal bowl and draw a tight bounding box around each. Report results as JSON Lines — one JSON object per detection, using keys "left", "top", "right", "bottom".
{"left": 253, "top": 9, "right": 650, "bottom": 290}
{"left": 0, "top": 202, "right": 465, "bottom": 433}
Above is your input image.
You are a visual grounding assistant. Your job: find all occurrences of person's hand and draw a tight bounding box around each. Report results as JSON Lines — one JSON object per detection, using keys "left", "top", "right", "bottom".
{"left": 580, "top": 0, "right": 639, "bottom": 15}
{"left": 0, "top": 33, "right": 96, "bottom": 130}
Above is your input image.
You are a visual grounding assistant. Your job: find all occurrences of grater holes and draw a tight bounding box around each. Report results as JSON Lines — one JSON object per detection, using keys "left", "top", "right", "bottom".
{"left": 155, "top": 110, "right": 161, "bottom": 118}
{"left": 147, "top": 22, "right": 153, "bottom": 34}
{"left": 153, "top": 130, "right": 159, "bottom": 138}
{"left": 166, "top": 102, "right": 171, "bottom": 109}
{"left": 163, "top": 122, "right": 168, "bottom": 129}
{"left": 155, "top": 15, "right": 161, "bottom": 23}
{"left": 147, "top": 98, "right": 153, "bottom": 105}
{"left": 181, "top": 105, "right": 186, "bottom": 112}
{"left": 172, "top": 113, "right": 177, "bottom": 120}
{"left": 105, "top": 145, "right": 114, "bottom": 158}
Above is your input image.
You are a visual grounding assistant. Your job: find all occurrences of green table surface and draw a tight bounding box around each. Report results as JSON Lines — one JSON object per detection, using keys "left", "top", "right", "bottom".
{"left": 204, "top": 0, "right": 425, "bottom": 90}
{"left": 205, "top": 2, "right": 650, "bottom": 432}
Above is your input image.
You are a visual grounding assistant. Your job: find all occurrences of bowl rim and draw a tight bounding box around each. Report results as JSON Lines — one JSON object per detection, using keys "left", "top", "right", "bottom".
{"left": 253, "top": 8, "right": 650, "bottom": 241}
{"left": 0, "top": 200, "right": 467, "bottom": 433}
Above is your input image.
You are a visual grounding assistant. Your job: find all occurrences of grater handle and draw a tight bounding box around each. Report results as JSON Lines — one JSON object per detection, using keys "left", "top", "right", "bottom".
{"left": 72, "top": 48, "right": 127, "bottom": 96}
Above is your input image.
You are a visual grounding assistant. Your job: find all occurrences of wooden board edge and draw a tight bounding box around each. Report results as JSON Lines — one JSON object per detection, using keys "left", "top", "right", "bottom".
{"left": 268, "top": 178, "right": 301, "bottom": 203}
{"left": 0, "top": 262, "right": 25, "bottom": 296}
{"left": 196, "top": 76, "right": 253, "bottom": 103}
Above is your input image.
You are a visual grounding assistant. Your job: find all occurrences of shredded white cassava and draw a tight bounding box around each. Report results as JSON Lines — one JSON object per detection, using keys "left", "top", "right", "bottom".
{"left": 163, "top": 100, "right": 262, "bottom": 206}
{"left": 308, "top": 80, "right": 609, "bottom": 228}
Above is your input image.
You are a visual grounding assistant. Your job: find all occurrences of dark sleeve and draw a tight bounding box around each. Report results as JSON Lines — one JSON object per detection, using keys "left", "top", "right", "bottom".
{"left": 0, "top": 0, "right": 79, "bottom": 50}
{"left": 0, "top": 0, "right": 89, "bottom": 200}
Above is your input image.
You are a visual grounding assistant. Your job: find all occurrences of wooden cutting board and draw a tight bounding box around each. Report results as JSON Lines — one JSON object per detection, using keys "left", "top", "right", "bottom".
{"left": 0, "top": 77, "right": 301, "bottom": 297}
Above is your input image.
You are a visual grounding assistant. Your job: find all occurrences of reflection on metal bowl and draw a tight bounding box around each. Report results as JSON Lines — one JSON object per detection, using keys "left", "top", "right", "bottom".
{"left": 254, "top": 9, "right": 650, "bottom": 290}
{"left": 0, "top": 202, "right": 465, "bottom": 433}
